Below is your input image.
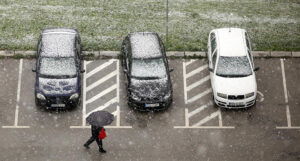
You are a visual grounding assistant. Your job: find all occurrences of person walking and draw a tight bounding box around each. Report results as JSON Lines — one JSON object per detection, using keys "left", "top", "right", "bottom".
{"left": 84, "top": 125, "right": 106, "bottom": 153}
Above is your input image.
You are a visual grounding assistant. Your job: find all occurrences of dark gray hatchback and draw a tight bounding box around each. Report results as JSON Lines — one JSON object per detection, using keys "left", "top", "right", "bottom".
{"left": 32, "top": 28, "right": 85, "bottom": 109}
{"left": 121, "top": 32, "right": 173, "bottom": 111}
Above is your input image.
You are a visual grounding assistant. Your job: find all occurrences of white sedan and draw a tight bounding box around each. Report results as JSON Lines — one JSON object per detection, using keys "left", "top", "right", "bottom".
{"left": 207, "top": 28, "right": 259, "bottom": 108}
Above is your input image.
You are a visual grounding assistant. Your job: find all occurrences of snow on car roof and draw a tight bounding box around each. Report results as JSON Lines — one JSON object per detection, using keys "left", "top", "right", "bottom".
{"left": 214, "top": 28, "right": 247, "bottom": 57}
{"left": 130, "top": 32, "right": 162, "bottom": 59}
{"left": 41, "top": 29, "right": 76, "bottom": 57}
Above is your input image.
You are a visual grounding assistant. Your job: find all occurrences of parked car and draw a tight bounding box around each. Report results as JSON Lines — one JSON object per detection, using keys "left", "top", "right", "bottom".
{"left": 32, "top": 28, "right": 85, "bottom": 109}
{"left": 121, "top": 32, "right": 173, "bottom": 111}
{"left": 207, "top": 28, "right": 259, "bottom": 108}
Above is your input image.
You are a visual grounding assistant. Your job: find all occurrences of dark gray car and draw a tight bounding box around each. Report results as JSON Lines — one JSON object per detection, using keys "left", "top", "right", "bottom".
{"left": 121, "top": 32, "right": 173, "bottom": 111}
{"left": 32, "top": 28, "right": 85, "bottom": 109}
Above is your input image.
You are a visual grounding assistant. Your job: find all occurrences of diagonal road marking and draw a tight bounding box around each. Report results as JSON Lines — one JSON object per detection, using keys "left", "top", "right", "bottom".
{"left": 187, "top": 101, "right": 213, "bottom": 118}
{"left": 186, "top": 75, "right": 210, "bottom": 92}
{"left": 192, "top": 110, "right": 220, "bottom": 127}
{"left": 186, "top": 64, "right": 208, "bottom": 78}
{"left": 185, "top": 59, "right": 197, "bottom": 66}
{"left": 85, "top": 97, "right": 117, "bottom": 117}
{"left": 187, "top": 88, "right": 212, "bottom": 104}
{"left": 86, "top": 59, "right": 115, "bottom": 78}
{"left": 86, "top": 71, "right": 117, "bottom": 92}
{"left": 86, "top": 84, "right": 117, "bottom": 104}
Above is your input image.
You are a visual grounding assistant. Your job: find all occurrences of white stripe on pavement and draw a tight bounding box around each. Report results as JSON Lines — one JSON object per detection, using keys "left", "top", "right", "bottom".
{"left": 187, "top": 101, "right": 213, "bottom": 118}
{"left": 86, "top": 71, "right": 117, "bottom": 92}
{"left": 185, "top": 59, "right": 197, "bottom": 66}
{"left": 86, "top": 84, "right": 117, "bottom": 104}
{"left": 192, "top": 110, "right": 220, "bottom": 127}
{"left": 187, "top": 88, "right": 212, "bottom": 104}
{"left": 86, "top": 59, "right": 115, "bottom": 78}
{"left": 186, "top": 75, "right": 210, "bottom": 92}
{"left": 186, "top": 64, "right": 208, "bottom": 78}
{"left": 85, "top": 97, "right": 117, "bottom": 117}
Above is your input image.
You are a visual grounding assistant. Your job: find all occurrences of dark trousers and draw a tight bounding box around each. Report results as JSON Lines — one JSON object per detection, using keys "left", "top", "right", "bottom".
{"left": 84, "top": 136, "right": 103, "bottom": 149}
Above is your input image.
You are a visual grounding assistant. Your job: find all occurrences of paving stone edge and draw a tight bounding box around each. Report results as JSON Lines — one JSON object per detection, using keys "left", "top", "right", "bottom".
{"left": 0, "top": 50, "right": 299, "bottom": 58}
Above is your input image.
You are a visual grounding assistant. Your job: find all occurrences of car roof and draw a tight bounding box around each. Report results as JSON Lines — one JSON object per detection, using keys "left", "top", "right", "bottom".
{"left": 129, "top": 32, "right": 162, "bottom": 59}
{"left": 213, "top": 28, "right": 247, "bottom": 57}
{"left": 40, "top": 28, "right": 77, "bottom": 57}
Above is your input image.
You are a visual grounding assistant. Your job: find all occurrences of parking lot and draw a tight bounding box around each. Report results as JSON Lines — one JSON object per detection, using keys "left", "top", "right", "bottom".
{"left": 0, "top": 58, "right": 299, "bottom": 161}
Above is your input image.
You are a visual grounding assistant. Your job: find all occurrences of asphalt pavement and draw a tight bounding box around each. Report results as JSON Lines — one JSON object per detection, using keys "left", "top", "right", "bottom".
{"left": 0, "top": 58, "right": 299, "bottom": 161}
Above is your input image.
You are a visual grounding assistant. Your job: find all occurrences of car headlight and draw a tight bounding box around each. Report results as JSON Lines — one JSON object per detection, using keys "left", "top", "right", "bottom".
{"left": 130, "top": 92, "right": 141, "bottom": 101}
{"left": 163, "top": 91, "right": 171, "bottom": 100}
{"left": 70, "top": 93, "right": 79, "bottom": 100}
{"left": 36, "top": 93, "right": 46, "bottom": 100}
{"left": 217, "top": 92, "right": 227, "bottom": 99}
{"left": 245, "top": 92, "right": 255, "bottom": 98}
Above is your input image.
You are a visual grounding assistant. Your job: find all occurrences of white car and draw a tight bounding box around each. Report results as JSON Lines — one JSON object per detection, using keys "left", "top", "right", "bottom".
{"left": 207, "top": 28, "right": 259, "bottom": 108}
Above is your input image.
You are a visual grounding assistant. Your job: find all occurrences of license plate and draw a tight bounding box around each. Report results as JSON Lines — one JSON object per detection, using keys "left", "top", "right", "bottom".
{"left": 229, "top": 102, "right": 244, "bottom": 106}
{"left": 51, "top": 104, "right": 65, "bottom": 107}
{"left": 145, "top": 103, "right": 159, "bottom": 107}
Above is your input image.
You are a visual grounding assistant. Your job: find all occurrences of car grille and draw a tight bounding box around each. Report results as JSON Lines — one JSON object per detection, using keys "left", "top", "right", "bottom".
{"left": 228, "top": 95, "right": 245, "bottom": 100}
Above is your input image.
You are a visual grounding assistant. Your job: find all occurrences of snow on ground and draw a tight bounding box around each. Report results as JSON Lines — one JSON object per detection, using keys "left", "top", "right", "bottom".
{"left": 0, "top": 0, "right": 299, "bottom": 51}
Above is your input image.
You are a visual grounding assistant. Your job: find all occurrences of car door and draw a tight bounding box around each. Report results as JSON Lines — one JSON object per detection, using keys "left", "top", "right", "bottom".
{"left": 245, "top": 32, "right": 254, "bottom": 70}
{"left": 209, "top": 32, "right": 218, "bottom": 92}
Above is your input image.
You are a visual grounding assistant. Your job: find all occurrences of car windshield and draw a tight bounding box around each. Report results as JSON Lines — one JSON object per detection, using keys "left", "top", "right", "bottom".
{"left": 131, "top": 57, "right": 167, "bottom": 79}
{"left": 39, "top": 57, "right": 77, "bottom": 78}
{"left": 216, "top": 56, "right": 252, "bottom": 77}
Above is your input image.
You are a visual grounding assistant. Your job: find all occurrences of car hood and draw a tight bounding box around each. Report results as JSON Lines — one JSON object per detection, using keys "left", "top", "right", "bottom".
{"left": 130, "top": 77, "right": 170, "bottom": 99}
{"left": 38, "top": 77, "right": 78, "bottom": 95}
{"left": 214, "top": 74, "right": 257, "bottom": 95}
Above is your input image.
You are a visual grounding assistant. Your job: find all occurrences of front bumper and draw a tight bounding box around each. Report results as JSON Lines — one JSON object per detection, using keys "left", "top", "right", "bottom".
{"left": 128, "top": 97, "right": 172, "bottom": 111}
{"left": 36, "top": 95, "right": 79, "bottom": 109}
{"left": 214, "top": 95, "right": 256, "bottom": 108}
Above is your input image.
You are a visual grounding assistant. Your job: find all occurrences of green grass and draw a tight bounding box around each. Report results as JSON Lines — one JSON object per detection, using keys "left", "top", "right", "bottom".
{"left": 0, "top": 0, "right": 299, "bottom": 51}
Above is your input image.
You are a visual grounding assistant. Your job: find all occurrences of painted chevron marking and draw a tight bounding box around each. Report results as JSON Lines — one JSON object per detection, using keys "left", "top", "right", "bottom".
{"left": 186, "top": 75, "right": 210, "bottom": 92}
{"left": 86, "top": 59, "right": 115, "bottom": 78}
{"left": 187, "top": 101, "right": 214, "bottom": 118}
{"left": 187, "top": 88, "right": 212, "bottom": 104}
{"left": 86, "top": 84, "right": 117, "bottom": 104}
{"left": 186, "top": 64, "right": 208, "bottom": 78}
{"left": 191, "top": 110, "right": 220, "bottom": 127}
{"left": 86, "top": 70, "right": 117, "bottom": 92}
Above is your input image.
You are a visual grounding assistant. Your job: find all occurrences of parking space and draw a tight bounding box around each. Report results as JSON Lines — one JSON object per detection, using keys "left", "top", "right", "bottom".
{"left": 71, "top": 59, "right": 131, "bottom": 128}
{"left": 0, "top": 58, "right": 300, "bottom": 161}
{"left": 175, "top": 59, "right": 234, "bottom": 129}
{"left": 0, "top": 60, "right": 19, "bottom": 127}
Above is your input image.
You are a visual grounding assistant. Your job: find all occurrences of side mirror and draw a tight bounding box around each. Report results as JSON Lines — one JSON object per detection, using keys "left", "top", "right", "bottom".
{"left": 208, "top": 67, "right": 213, "bottom": 72}
{"left": 32, "top": 67, "right": 36, "bottom": 72}
{"left": 80, "top": 69, "right": 85, "bottom": 73}
{"left": 254, "top": 67, "right": 260, "bottom": 71}
{"left": 169, "top": 68, "right": 174, "bottom": 72}
{"left": 123, "top": 69, "right": 128, "bottom": 73}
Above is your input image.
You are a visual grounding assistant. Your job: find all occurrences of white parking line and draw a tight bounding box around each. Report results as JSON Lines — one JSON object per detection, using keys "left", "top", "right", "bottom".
{"left": 186, "top": 64, "right": 208, "bottom": 78}
{"left": 177, "top": 60, "right": 234, "bottom": 129}
{"left": 86, "top": 84, "right": 117, "bottom": 104}
{"left": 86, "top": 59, "right": 115, "bottom": 78}
{"left": 186, "top": 75, "right": 210, "bottom": 92}
{"left": 187, "top": 101, "right": 213, "bottom": 118}
{"left": 86, "top": 71, "right": 117, "bottom": 92}
{"left": 277, "top": 59, "right": 300, "bottom": 129}
{"left": 187, "top": 88, "right": 212, "bottom": 104}
{"left": 2, "top": 59, "right": 30, "bottom": 129}
{"left": 70, "top": 60, "right": 131, "bottom": 129}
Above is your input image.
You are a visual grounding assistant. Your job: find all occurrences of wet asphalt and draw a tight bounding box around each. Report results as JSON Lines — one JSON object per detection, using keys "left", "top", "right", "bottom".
{"left": 0, "top": 58, "right": 299, "bottom": 161}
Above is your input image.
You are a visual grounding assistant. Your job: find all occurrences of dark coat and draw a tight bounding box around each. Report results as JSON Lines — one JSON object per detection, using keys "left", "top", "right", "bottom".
{"left": 91, "top": 126, "right": 103, "bottom": 138}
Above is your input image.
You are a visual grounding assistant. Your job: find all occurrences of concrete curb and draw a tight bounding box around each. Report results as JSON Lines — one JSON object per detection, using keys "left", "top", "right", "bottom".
{"left": 0, "top": 50, "right": 299, "bottom": 59}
